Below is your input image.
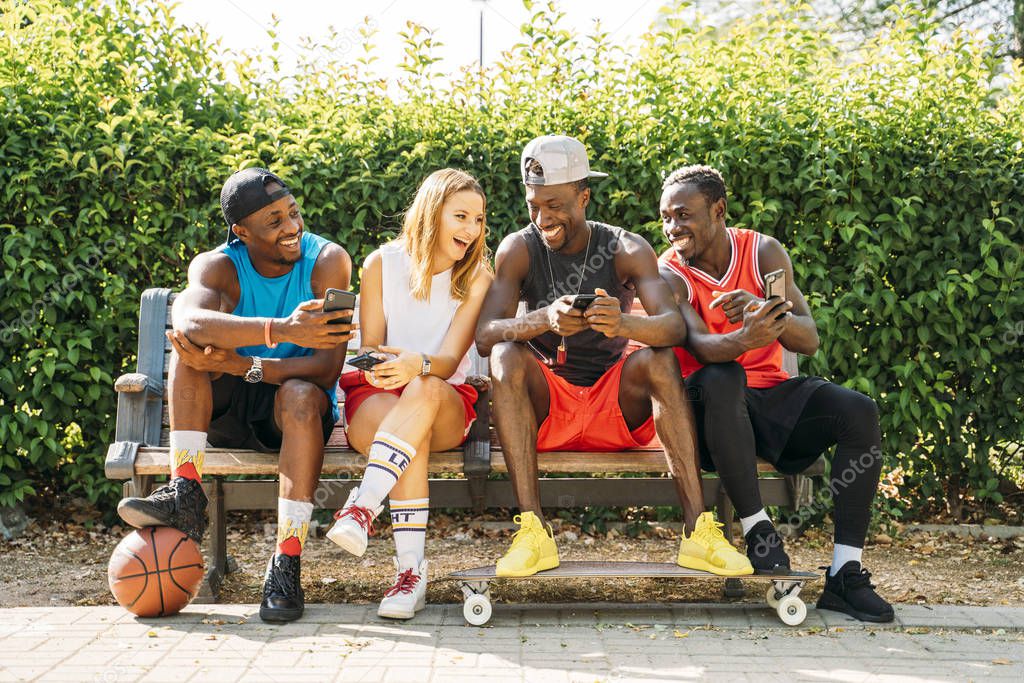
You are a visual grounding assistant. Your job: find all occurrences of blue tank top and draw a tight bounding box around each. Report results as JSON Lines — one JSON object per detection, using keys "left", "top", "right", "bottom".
{"left": 220, "top": 231, "right": 339, "bottom": 421}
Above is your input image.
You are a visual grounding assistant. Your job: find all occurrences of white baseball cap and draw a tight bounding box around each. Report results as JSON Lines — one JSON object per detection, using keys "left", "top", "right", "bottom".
{"left": 521, "top": 135, "right": 608, "bottom": 186}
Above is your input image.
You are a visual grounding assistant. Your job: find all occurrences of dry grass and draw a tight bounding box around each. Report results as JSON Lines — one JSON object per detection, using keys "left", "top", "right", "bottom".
{"left": 3, "top": 511, "right": 1022, "bottom": 610}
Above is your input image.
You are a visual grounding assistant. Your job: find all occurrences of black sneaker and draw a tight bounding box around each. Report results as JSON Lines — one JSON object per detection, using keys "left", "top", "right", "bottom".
{"left": 745, "top": 521, "right": 791, "bottom": 574}
{"left": 117, "top": 476, "right": 209, "bottom": 544}
{"left": 260, "top": 554, "right": 304, "bottom": 623}
{"left": 817, "top": 561, "right": 894, "bottom": 623}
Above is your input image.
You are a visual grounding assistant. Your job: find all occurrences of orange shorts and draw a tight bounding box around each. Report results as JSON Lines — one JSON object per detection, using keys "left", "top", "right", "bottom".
{"left": 338, "top": 371, "right": 478, "bottom": 442}
{"left": 535, "top": 356, "right": 656, "bottom": 452}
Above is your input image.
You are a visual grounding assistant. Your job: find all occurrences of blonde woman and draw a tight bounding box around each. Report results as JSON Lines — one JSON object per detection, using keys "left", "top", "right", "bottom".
{"left": 328, "top": 169, "right": 492, "bottom": 619}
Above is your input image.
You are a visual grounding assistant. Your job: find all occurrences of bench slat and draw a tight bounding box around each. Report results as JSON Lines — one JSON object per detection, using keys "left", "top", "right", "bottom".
{"left": 133, "top": 446, "right": 799, "bottom": 476}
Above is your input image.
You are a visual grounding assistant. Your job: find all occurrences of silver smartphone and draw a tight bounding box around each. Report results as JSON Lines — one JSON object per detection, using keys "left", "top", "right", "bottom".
{"left": 764, "top": 269, "right": 786, "bottom": 300}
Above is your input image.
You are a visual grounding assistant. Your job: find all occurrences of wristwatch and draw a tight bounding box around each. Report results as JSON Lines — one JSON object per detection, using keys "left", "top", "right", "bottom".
{"left": 420, "top": 354, "right": 431, "bottom": 377}
{"left": 244, "top": 356, "right": 264, "bottom": 383}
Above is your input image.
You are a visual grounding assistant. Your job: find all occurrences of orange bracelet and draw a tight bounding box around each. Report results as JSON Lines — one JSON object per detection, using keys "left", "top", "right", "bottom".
{"left": 264, "top": 319, "right": 278, "bottom": 348}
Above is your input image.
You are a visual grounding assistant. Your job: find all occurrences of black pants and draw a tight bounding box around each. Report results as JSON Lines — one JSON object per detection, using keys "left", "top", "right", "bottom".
{"left": 685, "top": 362, "right": 883, "bottom": 548}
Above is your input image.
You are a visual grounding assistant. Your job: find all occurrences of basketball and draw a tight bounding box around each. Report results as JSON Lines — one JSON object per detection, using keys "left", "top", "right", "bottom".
{"left": 108, "top": 526, "right": 205, "bottom": 617}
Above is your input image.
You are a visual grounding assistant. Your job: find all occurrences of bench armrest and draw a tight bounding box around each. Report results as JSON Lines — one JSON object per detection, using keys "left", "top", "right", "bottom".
{"left": 114, "top": 372, "right": 164, "bottom": 397}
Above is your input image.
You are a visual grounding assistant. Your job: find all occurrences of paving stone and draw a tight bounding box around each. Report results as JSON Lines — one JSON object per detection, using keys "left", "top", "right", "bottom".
{"left": 4, "top": 603, "right": 1024, "bottom": 681}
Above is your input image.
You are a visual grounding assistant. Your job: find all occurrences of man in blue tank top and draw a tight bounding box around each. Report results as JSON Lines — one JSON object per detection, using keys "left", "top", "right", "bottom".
{"left": 476, "top": 136, "right": 753, "bottom": 579}
{"left": 117, "top": 168, "right": 356, "bottom": 623}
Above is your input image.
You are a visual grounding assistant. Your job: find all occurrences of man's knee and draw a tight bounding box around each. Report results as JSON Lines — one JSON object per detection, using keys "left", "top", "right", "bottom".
{"left": 687, "top": 361, "right": 746, "bottom": 403}
{"left": 275, "top": 379, "right": 324, "bottom": 424}
{"left": 840, "top": 388, "right": 880, "bottom": 442}
{"left": 848, "top": 390, "right": 879, "bottom": 422}
{"left": 624, "top": 347, "right": 682, "bottom": 388}
{"left": 490, "top": 342, "right": 530, "bottom": 383}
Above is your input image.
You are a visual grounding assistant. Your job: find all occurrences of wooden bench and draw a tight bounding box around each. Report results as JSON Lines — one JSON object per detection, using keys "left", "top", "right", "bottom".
{"left": 105, "top": 288, "right": 823, "bottom": 600}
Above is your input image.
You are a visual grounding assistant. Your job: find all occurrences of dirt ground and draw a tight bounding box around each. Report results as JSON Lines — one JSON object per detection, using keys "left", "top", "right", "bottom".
{"left": 3, "top": 510, "right": 1023, "bottom": 609}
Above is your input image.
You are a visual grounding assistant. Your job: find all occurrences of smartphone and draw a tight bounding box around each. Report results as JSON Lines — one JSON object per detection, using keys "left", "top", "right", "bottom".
{"left": 763, "top": 270, "right": 786, "bottom": 300}
{"left": 348, "top": 352, "right": 385, "bottom": 371}
{"left": 323, "top": 288, "right": 357, "bottom": 324}
{"left": 572, "top": 294, "right": 598, "bottom": 310}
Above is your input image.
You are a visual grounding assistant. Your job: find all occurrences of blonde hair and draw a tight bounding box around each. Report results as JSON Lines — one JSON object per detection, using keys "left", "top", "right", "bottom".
{"left": 399, "top": 168, "right": 491, "bottom": 301}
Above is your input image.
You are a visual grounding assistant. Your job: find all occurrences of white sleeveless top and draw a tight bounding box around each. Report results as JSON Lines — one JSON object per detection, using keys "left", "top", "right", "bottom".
{"left": 379, "top": 241, "right": 471, "bottom": 385}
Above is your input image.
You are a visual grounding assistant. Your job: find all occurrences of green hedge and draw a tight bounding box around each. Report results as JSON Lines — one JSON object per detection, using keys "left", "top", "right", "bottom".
{"left": 1, "top": 0, "right": 1021, "bottom": 514}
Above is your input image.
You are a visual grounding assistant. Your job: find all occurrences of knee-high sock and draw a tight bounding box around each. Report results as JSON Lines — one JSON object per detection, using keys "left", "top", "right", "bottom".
{"left": 276, "top": 498, "right": 313, "bottom": 557}
{"left": 170, "top": 431, "right": 206, "bottom": 482}
{"left": 356, "top": 432, "right": 417, "bottom": 510}
{"left": 389, "top": 497, "right": 429, "bottom": 564}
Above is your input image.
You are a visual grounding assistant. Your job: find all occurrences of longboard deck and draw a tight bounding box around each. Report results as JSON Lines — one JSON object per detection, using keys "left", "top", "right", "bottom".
{"left": 448, "top": 561, "right": 818, "bottom": 581}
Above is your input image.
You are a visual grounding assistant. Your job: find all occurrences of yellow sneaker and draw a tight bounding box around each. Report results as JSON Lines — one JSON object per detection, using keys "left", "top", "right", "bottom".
{"left": 495, "top": 511, "right": 560, "bottom": 577}
{"left": 677, "top": 511, "right": 753, "bottom": 576}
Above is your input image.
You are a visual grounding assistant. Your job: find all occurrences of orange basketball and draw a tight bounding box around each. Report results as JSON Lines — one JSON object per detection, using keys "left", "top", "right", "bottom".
{"left": 108, "top": 527, "right": 205, "bottom": 617}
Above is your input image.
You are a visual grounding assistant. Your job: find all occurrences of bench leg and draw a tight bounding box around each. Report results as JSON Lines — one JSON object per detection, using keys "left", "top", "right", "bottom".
{"left": 467, "top": 473, "right": 487, "bottom": 515}
{"left": 128, "top": 475, "right": 154, "bottom": 498}
{"left": 195, "top": 477, "right": 227, "bottom": 603}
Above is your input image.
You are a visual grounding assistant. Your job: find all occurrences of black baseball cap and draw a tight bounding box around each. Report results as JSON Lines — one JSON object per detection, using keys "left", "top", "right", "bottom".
{"left": 220, "top": 167, "right": 292, "bottom": 243}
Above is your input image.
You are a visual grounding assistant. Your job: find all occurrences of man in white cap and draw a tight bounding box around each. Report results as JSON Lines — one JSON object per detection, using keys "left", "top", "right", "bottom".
{"left": 475, "top": 136, "right": 752, "bottom": 577}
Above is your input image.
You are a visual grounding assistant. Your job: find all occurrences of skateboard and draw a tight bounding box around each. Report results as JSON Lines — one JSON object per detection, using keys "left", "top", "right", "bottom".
{"left": 446, "top": 561, "right": 818, "bottom": 627}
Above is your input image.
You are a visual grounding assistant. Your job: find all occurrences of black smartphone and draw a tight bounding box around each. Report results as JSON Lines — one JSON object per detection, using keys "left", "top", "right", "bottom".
{"left": 323, "top": 288, "right": 357, "bottom": 324}
{"left": 348, "top": 352, "right": 385, "bottom": 371}
{"left": 763, "top": 269, "right": 786, "bottom": 300}
{"left": 572, "top": 294, "right": 598, "bottom": 310}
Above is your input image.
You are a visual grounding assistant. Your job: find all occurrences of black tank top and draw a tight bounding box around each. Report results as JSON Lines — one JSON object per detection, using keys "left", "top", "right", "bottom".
{"left": 520, "top": 221, "right": 634, "bottom": 387}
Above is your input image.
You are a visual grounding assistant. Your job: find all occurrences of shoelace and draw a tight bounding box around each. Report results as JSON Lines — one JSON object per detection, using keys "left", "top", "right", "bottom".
{"left": 818, "top": 565, "right": 876, "bottom": 591}
{"left": 508, "top": 515, "right": 543, "bottom": 550}
{"left": 693, "top": 518, "right": 731, "bottom": 549}
{"left": 334, "top": 504, "right": 377, "bottom": 537}
{"left": 845, "top": 567, "right": 875, "bottom": 590}
{"left": 384, "top": 569, "right": 420, "bottom": 597}
{"left": 268, "top": 558, "right": 300, "bottom": 598}
{"left": 148, "top": 484, "right": 177, "bottom": 503}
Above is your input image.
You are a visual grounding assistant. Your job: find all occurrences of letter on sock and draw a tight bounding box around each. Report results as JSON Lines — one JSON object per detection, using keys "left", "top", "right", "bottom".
{"left": 390, "top": 497, "right": 428, "bottom": 565}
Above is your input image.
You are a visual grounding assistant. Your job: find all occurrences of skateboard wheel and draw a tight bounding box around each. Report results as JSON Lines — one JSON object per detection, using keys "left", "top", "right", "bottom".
{"left": 766, "top": 585, "right": 781, "bottom": 609}
{"left": 464, "top": 594, "right": 492, "bottom": 626}
{"left": 776, "top": 595, "right": 806, "bottom": 626}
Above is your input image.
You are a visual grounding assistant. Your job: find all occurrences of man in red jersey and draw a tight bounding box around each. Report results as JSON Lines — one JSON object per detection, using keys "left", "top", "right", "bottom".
{"left": 657, "top": 165, "right": 893, "bottom": 623}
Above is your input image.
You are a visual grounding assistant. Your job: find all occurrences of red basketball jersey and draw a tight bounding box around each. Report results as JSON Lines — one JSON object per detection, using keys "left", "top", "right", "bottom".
{"left": 660, "top": 228, "right": 789, "bottom": 388}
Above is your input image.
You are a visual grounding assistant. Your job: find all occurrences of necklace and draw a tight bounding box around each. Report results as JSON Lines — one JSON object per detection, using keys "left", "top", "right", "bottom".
{"left": 541, "top": 223, "right": 593, "bottom": 366}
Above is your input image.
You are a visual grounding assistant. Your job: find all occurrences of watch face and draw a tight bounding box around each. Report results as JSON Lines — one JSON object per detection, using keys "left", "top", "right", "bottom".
{"left": 245, "top": 360, "right": 263, "bottom": 383}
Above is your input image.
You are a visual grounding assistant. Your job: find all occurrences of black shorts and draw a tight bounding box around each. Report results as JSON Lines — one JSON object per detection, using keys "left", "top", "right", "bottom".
{"left": 207, "top": 374, "right": 336, "bottom": 452}
{"left": 686, "top": 374, "right": 828, "bottom": 475}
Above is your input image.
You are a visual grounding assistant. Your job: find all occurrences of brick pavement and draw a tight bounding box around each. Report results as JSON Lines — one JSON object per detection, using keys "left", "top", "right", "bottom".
{"left": 0, "top": 604, "right": 1022, "bottom": 682}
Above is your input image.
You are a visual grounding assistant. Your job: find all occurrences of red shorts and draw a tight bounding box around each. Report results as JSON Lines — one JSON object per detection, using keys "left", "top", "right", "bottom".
{"left": 338, "top": 371, "right": 478, "bottom": 443}
{"left": 535, "top": 356, "right": 656, "bottom": 452}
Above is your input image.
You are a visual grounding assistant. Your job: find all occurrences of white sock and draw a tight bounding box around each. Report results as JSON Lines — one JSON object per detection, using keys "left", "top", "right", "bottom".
{"left": 740, "top": 508, "right": 772, "bottom": 536}
{"left": 831, "top": 544, "right": 863, "bottom": 575}
{"left": 276, "top": 498, "right": 314, "bottom": 557}
{"left": 169, "top": 430, "right": 207, "bottom": 481}
{"left": 389, "top": 497, "right": 429, "bottom": 565}
{"left": 356, "top": 432, "right": 418, "bottom": 510}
